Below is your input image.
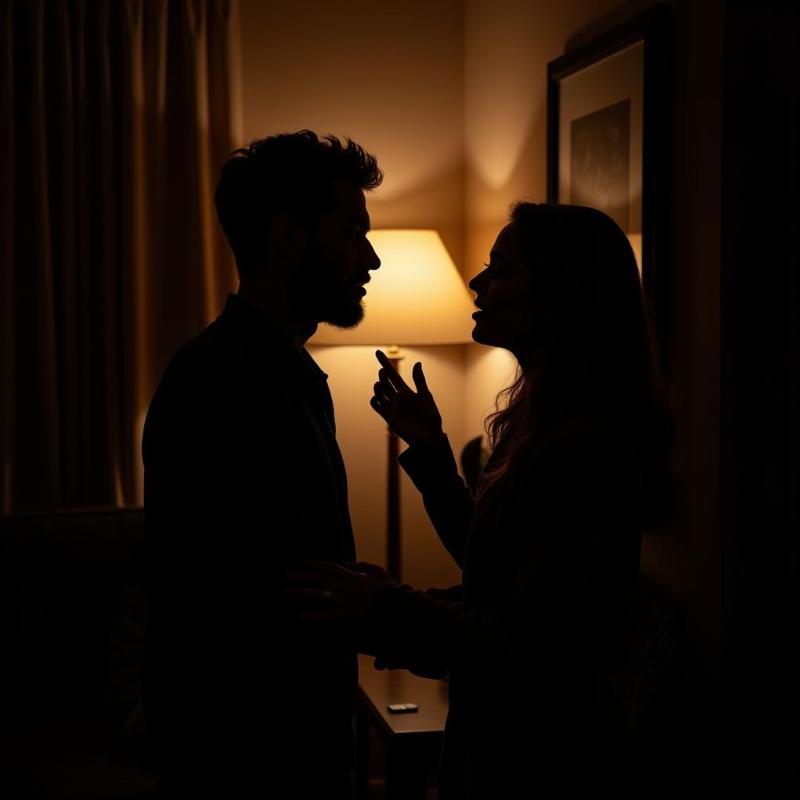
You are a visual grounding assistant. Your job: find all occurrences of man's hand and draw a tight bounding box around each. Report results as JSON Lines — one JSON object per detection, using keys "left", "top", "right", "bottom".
{"left": 286, "top": 560, "right": 396, "bottom": 625}
{"left": 370, "top": 350, "right": 444, "bottom": 448}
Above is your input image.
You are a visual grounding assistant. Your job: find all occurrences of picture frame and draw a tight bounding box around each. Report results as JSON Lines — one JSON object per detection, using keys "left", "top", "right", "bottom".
{"left": 547, "top": 4, "right": 671, "bottom": 363}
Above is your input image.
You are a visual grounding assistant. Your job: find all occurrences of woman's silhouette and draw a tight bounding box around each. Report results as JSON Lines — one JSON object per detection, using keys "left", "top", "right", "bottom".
{"left": 289, "top": 202, "right": 675, "bottom": 798}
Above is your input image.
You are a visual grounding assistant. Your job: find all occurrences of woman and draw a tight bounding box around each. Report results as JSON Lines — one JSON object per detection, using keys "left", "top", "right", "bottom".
{"left": 290, "top": 203, "right": 675, "bottom": 798}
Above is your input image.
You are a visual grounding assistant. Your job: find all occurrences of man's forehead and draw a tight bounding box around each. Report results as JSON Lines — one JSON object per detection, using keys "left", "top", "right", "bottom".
{"left": 331, "top": 180, "right": 367, "bottom": 214}
{"left": 318, "top": 180, "right": 370, "bottom": 231}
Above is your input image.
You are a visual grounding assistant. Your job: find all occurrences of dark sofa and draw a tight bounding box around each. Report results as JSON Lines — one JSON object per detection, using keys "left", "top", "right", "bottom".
{"left": 0, "top": 507, "right": 158, "bottom": 799}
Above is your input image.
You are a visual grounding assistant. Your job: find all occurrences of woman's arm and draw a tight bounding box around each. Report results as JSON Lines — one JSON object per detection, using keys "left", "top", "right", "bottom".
{"left": 397, "top": 434, "right": 475, "bottom": 567}
{"left": 367, "top": 436, "right": 641, "bottom": 682}
{"left": 371, "top": 351, "right": 475, "bottom": 566}
{"left": 288, "top": 426, "right": 640, "bottom": 681}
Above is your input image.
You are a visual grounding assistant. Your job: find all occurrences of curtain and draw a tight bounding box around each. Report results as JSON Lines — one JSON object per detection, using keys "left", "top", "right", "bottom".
{"left": 0, "top": 0, "right": 241, "bottom": 512}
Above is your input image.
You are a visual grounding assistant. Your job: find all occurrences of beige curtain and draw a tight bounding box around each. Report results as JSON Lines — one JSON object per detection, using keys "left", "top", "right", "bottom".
{"left": 0, "top": 0, "right": 241, "bottom": 513}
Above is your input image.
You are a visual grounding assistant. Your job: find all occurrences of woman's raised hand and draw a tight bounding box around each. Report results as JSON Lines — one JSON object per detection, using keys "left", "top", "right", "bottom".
{"left": 370, "top": 350, "right": 444, "bottom": 447}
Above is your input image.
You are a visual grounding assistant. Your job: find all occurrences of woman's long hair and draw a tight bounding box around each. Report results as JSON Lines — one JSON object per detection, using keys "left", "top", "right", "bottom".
{"left": 478, "top": 203, "right": 675, "bottom": 527}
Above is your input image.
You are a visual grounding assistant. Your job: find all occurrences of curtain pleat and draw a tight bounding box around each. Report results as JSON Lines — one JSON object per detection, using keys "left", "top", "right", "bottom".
{"left": 7, "top": 0, "right": 63, "bottom": 510}
{"left": 0, "top": 0, "right": 239, "bottom": 513}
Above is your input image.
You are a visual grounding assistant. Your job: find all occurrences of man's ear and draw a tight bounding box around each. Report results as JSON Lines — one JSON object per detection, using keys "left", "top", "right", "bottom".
{"left": 270, "top": 213, "right": 308, "bottom": 262}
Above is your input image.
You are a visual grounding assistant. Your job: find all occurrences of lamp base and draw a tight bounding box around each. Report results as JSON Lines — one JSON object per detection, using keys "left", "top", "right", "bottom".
{"left": 386, "top": 347, "right": 403, "bottom": 581}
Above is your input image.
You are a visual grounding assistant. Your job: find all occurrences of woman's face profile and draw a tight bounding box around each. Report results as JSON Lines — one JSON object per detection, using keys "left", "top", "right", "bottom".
{"left": 469, "top": 223, "right": 537, "bottom": 354}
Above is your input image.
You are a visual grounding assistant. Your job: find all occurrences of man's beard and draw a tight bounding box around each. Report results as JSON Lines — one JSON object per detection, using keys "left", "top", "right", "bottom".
{"left": 291, "top": 246, "right": 365, "bottom": 329}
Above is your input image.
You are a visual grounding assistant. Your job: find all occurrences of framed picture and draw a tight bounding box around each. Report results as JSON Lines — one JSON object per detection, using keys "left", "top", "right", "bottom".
{"left": 547, "top": 5, "right": 671, "bottom": 361}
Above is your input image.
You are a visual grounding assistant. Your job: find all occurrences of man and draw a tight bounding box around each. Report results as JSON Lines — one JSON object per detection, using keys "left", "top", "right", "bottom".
{"left": 142, "top": 131, "right": 382, "bottom": 798}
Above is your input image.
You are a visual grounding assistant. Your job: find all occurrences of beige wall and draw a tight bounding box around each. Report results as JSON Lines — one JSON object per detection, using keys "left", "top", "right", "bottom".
{"left": 239, "top": 0, "right": 465, "bottom": 268}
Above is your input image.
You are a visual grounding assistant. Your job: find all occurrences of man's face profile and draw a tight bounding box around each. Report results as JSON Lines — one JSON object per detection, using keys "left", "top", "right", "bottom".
{"left": 296, "top": 181, "right": 380, "bottom": 328}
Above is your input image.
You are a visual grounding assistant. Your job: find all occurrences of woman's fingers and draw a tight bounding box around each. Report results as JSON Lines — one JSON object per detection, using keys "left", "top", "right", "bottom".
{"left": 377, "top": 367, "right": 408, "bottom": 395}
{"left": 377, "top": 368, "right": 402, "bottom": 393}
{"left": 375, "top": 350, "right": 410, "bottom": 391}
{"left": 371, "top": 379, "right": 395, "bottom": 420}
{"left": 374, "top": 380, "right": 397, "bottom": 403}
{"left": 375, "top": 349, "right": 396, "bottom": 371}
{"left": 376, "top": 351, "right": 428, "bottom": 400}
{"left": 370, "top": 395, "right": 387, "bottom": 415}
{"left": 411, "top": 361, "right": 430, "bottom": 396}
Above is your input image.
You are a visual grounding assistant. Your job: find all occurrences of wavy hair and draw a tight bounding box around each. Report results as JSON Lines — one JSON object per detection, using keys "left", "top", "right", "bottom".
{"left": 479, "top": 203, "right": 675, "bottom": 527}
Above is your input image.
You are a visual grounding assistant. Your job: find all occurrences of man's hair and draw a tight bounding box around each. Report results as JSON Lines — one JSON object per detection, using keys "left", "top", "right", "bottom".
{"left": 214, "top": 130, "right": 383, "bottom": 277}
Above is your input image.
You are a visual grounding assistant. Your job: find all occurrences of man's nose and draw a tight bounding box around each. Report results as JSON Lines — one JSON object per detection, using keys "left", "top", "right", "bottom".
{"left": 365, "top": 240, "right": 381, "bottom": 271}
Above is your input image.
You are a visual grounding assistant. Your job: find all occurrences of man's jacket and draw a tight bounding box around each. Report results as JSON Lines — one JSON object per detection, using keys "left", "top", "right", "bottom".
{"left": 142, "top": 294, "right": 356, "bottom": 794}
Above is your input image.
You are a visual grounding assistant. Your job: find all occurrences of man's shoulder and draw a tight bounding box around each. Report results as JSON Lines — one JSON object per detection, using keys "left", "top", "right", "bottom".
{"left": 144, "top": 322, "right": 228, "bottom": 439}
{"left": 154, "top": 315, "right": 263, "bottom": 403}
{"left": 147, "top": 314, "right": 302, "bottom": 428}
{"left": 143, "top": 319, "right": 279, "bottom": 460}
{"left": 167, "top": 317, "right": 235, "bottom": 376}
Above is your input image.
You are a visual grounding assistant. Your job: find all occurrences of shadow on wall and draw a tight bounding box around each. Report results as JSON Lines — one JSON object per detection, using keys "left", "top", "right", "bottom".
{"left": 465, "top": 97, "right": 547, "bottom": 248}
{"left": 565, "top": 0, "right": 655, "bottom": 51}
{"left": 369, "top": 160, "right": 466, "bottom": 276}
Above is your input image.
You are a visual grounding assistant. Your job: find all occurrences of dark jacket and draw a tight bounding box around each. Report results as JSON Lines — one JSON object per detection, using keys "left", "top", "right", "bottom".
{"left": 368, "top": 411, "right": 642, "bottom": 799}
{"left": 142, "top": 294, "right": 356, "bottom": 797}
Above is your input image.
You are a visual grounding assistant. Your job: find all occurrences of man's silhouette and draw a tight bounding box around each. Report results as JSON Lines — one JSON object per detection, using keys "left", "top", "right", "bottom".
{"left": 142, "top": 131, "right": 382, "bottom": 798}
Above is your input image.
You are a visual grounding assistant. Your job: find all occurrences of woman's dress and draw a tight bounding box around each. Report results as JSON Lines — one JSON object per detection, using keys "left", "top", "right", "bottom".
{"left": 366, "top": 407, "right": 643, "bottom": 798}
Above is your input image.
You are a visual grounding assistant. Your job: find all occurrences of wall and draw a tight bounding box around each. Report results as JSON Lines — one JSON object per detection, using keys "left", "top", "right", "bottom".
{"left": 463, "top": 0, "right": 723, "bottom": 787}
{"left": 238, "top": 0, "right": 465, "bottom": 588}
{"left": 239, "top": 0, "right": 466, "bottom": 269}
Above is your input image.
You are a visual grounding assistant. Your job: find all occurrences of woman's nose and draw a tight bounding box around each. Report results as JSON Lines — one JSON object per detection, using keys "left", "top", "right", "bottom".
{"left": 469, "top": 269, "right": 486, "bottom": 293}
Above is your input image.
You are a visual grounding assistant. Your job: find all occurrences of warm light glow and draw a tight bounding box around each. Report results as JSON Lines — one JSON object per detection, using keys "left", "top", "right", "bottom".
{"left": 627, "top": 233, "right": 642, "bottom": 276}
{"left": 311, "top": 230, "right": 476, "bottom": 345}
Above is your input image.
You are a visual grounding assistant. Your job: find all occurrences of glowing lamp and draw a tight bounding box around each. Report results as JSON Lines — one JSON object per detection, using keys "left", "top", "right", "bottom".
{"left": 311, "top": 230, "right": 474, "bottom": 580}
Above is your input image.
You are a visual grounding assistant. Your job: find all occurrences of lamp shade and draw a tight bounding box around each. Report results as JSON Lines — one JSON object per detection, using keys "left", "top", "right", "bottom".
{"left": 310, "top": 229, "right": 476, "bottom": 345}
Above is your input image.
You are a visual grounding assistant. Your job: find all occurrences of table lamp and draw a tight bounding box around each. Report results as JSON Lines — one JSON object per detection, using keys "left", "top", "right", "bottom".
{"left": 311, "top": 230, "right": 475, "bottom": 580}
